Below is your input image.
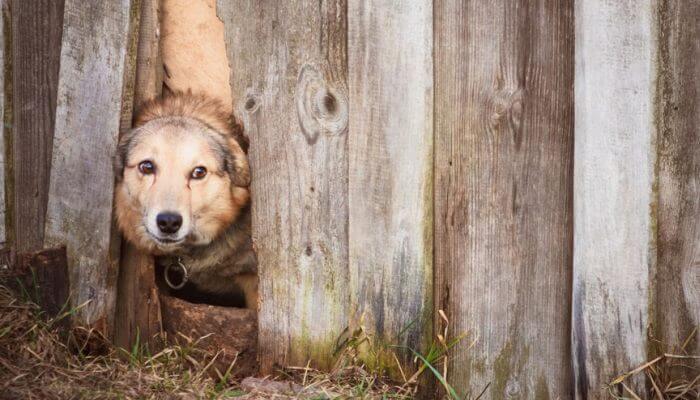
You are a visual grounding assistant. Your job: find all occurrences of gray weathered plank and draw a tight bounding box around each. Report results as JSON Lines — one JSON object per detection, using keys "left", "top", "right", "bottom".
{"left": 219, "top": 0, "right": 349, "bottom": 372}
{"left": 435, "top": 1, "right": 574, "bottom": 398}
{"left": 573, "top": 1, "right": 656, "bottom": 397}
{"left": 347, "top": 0, "right": 433, "bottom": 374}
{"left": 655, "top": 0, "right": 700, "bottom": 371}
{"left": 44, "top": 0, "right": 137, "bottom": 334}
{"left": 115, "top": 0, "right": 163, "bottom": 350}
{"left": 10, "top": 0, "right": 64, "bottom": 252}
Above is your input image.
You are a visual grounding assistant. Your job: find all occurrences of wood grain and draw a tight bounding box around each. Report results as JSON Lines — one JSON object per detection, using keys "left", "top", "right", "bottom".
{"left": 219, "top": 0, "right": 349, "bottom": 372}
{"left": 10, "top": 0, "right": 64, "bottom": 252}
{"left": 134, "top": 0, "right": 162, "bottom": 107}
{"left": 655, "top": 0, "right": 700, "bottom": 372}
{"left": 114, "top": 0, "right": 163, "bottom": 351}
{"left": 348, "top": 0, "right": 433, "bottom": 374}
{"left": 44, "top": 0, "right": 137, "bottom": 335}
{"left": 0, "top": 0, "right": 7, "bottom": 246}
{"left": 573, "top": 1, "right": 656, "bottom": 397}
{"left": 434, "top": 1, "right": 574, "bottom": 398}
{"left": 160, "top": 294, "right": 257, "bottom": 377}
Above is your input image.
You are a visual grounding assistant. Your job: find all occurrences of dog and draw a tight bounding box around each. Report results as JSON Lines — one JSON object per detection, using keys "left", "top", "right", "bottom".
{"left": 114, "top": 91, "right": 257, "bottom": 308}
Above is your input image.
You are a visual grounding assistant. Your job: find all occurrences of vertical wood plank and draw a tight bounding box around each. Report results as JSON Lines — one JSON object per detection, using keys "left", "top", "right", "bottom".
{"left": 435, "top": 1, "right": 574, "bottom": 397}
{"left": 133, "top": 0, "right": 162, "bottom": 107}
{"left": 219, "top": 0, "right": 349, "bottom": 372}
{"left": 655, "top": 0, "right": 700, "bottom": 369}
{"left": 10, "top": 0, "right": 64, "bottom": 252}
{"left": 44, "top": 0, "right": 137, "bottom": 334}
{"left": 0, "top": 0, "right": 6, "bottom": 246}
{"left": 347, "top": 0, "right": 433, "bottom": 373}
{"left": 115, "top": 0, "right": 162, "bottom": 350}
{"left": 573, "top": 1, "right": 656, "bottom": 397}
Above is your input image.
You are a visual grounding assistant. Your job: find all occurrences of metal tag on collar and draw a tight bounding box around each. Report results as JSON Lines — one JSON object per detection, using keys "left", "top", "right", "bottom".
{"left": 164, "top": 257, "right": 188, "bottom": 290}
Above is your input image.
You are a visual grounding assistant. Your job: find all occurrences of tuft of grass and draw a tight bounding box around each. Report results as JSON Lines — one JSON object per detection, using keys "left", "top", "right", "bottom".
{"left": 0, "top": 281, "right": 242, "bottom": 399}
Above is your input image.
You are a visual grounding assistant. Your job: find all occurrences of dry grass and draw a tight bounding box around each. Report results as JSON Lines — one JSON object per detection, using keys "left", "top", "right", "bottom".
{"left": 608, "top": 328, "right": 700, "bottom": 399}
{"left": 0, "top": 280, "right": 445, "bottom": 399}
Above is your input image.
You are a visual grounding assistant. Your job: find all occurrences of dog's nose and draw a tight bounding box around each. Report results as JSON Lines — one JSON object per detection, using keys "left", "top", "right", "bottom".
{"left": 156, "top": 212, "right": 182, "bottom": 234}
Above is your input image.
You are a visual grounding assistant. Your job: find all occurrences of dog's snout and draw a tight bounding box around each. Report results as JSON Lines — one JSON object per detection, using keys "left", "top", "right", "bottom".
{"left": 156, "top": 212, "right": 183, "bottom": 234}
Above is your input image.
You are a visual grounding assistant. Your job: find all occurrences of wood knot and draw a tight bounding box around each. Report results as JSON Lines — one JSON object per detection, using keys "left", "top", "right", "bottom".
{"left": 295, "top": 64, "right": 348, "bottom": 145}
{"left": 243, "top": 93, "right": 261, "bottom": 114}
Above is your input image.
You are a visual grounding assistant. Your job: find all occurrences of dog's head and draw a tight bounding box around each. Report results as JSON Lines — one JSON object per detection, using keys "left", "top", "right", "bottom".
{"left": 114, "top": 92, "right": 250, "bottom": 254}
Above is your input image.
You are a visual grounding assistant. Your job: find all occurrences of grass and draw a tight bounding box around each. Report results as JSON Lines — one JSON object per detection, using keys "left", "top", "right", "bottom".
{"left": 0, "top": 278, "right": 469, "bottom": 399}
{"left": 607, "top": 327, "right": 699, "bottom": 399}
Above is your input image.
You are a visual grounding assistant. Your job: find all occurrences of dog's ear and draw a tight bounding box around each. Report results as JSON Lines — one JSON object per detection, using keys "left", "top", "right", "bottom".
{"left": 225, "top": 137, "right": 251, "bottom": 187}
{"left": 114, "top": 132, "right": 133, "bottom": 182}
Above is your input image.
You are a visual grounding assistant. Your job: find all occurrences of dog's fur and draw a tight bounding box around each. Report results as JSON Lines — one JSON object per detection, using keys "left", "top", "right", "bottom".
{"left": 115, "top": 92, "right": 257, "bottom": 308}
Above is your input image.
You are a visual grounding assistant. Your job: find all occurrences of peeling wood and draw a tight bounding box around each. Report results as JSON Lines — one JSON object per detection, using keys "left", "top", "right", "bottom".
{"left": 160, "top": 294, "right": 257, "bottom": 377}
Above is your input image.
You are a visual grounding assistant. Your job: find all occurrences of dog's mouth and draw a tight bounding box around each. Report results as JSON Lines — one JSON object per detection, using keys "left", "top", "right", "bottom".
{"left": 147, "top": 230, "right": 186, "bottom": 247}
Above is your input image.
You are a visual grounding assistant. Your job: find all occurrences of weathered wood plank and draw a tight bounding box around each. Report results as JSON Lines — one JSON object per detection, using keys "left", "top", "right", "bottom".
{"left": 573, "top": 1, "right": 656, "bottom": 397}
{"left": 655, "top": 0, "right": 700, "bottom": 371}
{"left": 347, "top": 1, "right": 433, "bottom": 374}
{"left": 44, "top": 0, "right": 138, "bottom": 335}
{"left": 10, "top": 0, "right": 64, "bottom": 252}
{"left": 0, "top": 0, "right": 7, "bottom": 246}
{"left": 219, "top": 1, "right": 349, "bottom": 372}
{"left": 133, "top": 0, "right": 162, "bottom": 107}
{"left": 434, "top": 1, "right": 574, "bottom": 398}
{"left": 114, "top": 0, "right": 163, "bottom": 351}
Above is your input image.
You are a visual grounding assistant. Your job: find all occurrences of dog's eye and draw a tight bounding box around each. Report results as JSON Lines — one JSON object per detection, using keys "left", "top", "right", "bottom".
{"left": 138, "top": 161, "right": 155, "bottom": 175}
{"left": 191, "top": 166, "right": 207, "bottom": 179}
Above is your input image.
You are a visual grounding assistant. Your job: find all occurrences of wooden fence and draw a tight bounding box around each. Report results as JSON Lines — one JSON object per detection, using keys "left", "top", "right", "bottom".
{"left": 1, "top": 1, "right": 698, "bottom": 399}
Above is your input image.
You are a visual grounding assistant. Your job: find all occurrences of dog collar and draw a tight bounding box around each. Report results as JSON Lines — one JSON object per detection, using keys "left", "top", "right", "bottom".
{"left": 163, "top": 257, "right": 189, "bottom": 290}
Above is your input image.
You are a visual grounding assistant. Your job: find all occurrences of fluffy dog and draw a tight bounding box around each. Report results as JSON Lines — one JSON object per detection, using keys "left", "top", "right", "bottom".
{"left": 114, "top": 92, "right": 257, "bottom": 308}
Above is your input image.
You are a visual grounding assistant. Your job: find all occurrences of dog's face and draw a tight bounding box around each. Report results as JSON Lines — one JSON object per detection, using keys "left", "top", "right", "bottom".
{"left": 115, "top": 117, "right": 249, "bottom": 254}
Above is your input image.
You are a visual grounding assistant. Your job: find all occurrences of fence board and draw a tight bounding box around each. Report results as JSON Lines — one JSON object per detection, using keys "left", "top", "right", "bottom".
{"left": 10, "top": 0, "right": 64, "bottom": 252}
{"left": 434, "top": 1, "right": 573, "bottom": 398}
{"left": 656, "top": 0, "right": 700, "bottom": 368}
{"left": 0, "top": 0, "right": 7, "bottom": 246}
{"left": 44, "top": 0, "right": 137, "bottom": 334}
{"left": 219, "top": 0, "right": 349, "bottom": 372}
{"left": 573, "top": 1, "right": 656, "bottom": 397}
{"left": 347, "top": 0, "right": 433, "bottom": 373}
{"left": 115, "top": 0, "right": 162, "bottom": 350}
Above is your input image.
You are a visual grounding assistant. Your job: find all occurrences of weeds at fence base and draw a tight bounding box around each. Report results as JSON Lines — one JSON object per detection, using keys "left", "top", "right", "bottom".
{"left": 0, "top": 281, "right": 444, "bottom": 399}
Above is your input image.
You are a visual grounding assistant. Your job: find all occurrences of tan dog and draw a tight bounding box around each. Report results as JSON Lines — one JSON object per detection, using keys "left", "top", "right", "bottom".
{"left": 114, "top": 92, "right": 257, "bottom": 308}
